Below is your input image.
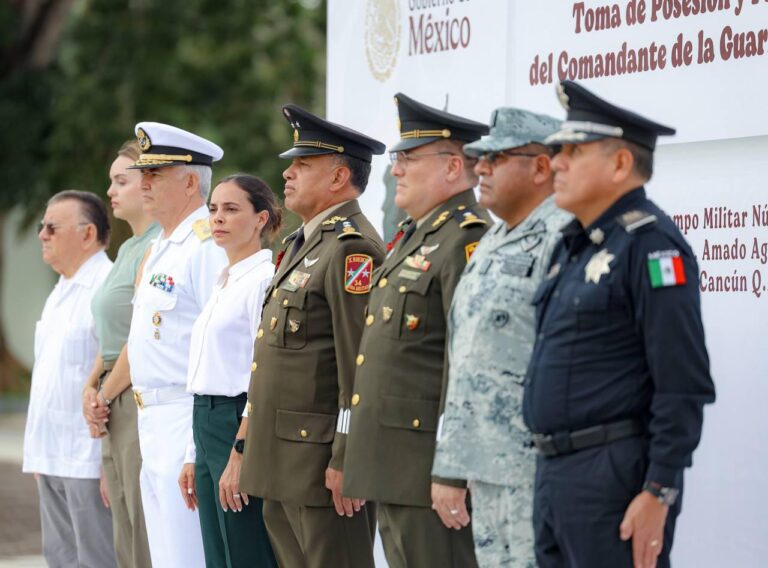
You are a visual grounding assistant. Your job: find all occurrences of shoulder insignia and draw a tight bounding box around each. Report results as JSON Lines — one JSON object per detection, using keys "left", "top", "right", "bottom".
{"left": 431, "top": 210, "right": 451, "bottom": 228}
{"left": 322, "top": 215, "right": 347, "bottom": 226}
{"left": 336, "top": 218, "right": 363, "bottom": 239}
{"left": 192, "top": 219, "right": 212, "bottom": 241}
{"left": 465, "top": 241, "right": 479, "bottom": 262}
{"left": 647, "top": 250, "right": 686, "bottom": 288}
{"left": 344, "top": 254, "right": 373, "bottom": 294}
{"left": 617, "top": 210, "right": 657, "bottom": 233}
{"left": 454, "top": 207, "right": 488, "bottom": 229}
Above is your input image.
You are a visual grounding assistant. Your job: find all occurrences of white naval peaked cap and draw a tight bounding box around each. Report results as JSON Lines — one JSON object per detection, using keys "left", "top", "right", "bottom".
{"left": 129, "top": 121, "right": 224, "bottom": 169}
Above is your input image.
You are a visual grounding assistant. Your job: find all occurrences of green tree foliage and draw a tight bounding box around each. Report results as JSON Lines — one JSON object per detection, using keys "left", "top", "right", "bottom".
{"left": 2, "top": 0, "right": 327, "bottom": 224}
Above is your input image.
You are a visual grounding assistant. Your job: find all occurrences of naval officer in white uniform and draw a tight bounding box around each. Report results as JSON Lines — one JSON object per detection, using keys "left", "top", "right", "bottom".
{"left": 126, "top": 122, "right": 228, "bottom": 568}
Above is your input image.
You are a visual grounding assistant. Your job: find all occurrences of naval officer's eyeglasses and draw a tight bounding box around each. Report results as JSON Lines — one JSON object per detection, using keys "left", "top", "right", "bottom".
{"left": 388, "top": 151, "right": 457, "bottom": 168}
{"left": 38, "top": 220, "right": 91, "bottom": 236}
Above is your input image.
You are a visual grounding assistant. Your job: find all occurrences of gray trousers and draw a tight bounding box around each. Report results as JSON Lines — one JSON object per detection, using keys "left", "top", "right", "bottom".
{"left": 37, "top": 474, "right": 117, "bottom": 568}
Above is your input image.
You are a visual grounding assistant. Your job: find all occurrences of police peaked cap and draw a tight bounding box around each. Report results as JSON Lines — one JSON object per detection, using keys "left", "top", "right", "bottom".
{"left": 390, "top": 92, "right": 489, "bottom": 152}
{"left": 130, "top": 122, "right": 224, "bottom": 169}
{"left": 545, "top": 81, "right": 676, "bottom": 151}
{"left": 278, "top": 105, "right": 386, "bottom": 163}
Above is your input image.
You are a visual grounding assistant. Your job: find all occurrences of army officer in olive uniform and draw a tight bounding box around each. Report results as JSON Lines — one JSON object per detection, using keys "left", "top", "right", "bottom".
{"left": 236, "top": 105, "right": 385, "bottom": 568}
{"left": 343, "top": 93, "right": 490, "bottom": 568}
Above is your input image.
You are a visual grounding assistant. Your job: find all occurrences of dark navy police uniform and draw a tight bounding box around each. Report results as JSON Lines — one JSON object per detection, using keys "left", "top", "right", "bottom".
{"left": 523, "top": 81, "right": 716, "bottom": 568}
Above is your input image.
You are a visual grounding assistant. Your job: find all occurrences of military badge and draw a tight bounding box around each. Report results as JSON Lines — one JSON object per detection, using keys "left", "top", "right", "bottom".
{"left": 404, "top": 254, "right": 431, "bottom": 271}
{"left": 293, "top": 129, "right": 299, "bottom": 143}
{"left": 647, "top": 250, "right": 686, "bottom": 288}
{"left": 589, "top": 228, "right": 605, "bottom": 245}
{"left": 584, "top": 249, "right": 615, "bottom": 284}
{"left": 382, "top": 306, "right": 393, "bottom": 322}
{"left": 288, "top": 319, "right": 301, "bottom": 333}
{"left": 270, "top": 317, "right": 278, "bottom": 331}
{"left": 136, "top": 127, "right": 151, "bottom": 151}
{"left": 153, "top": 329, "right": 160, "bottom": 340}
{"left": 405, "top": 314, "right": 420, "bottom": 331}
{"left": 465, "top": 241, "right": 479, "bottom": 262}
{"left": 420, "top": 244, "right": 440, "bottom": 256}
{"left": 557, "top": 83, "right": 570, "bottom": 109}
{"left": 322, "top": 215, "right": 347, "bottom": 226}
{"left": 303, "top": 256, "right": 319, "bottom": 268}
{"left": 344, "top": 254, "right": 373, "bottom": 294}
{"left": 432, "top": 211, "right": 450, "bottom": 227}
{"left": 149, "top": 273, "right": 175, "bottom": 293}
{"left": 152, "top": 312, "right": 162, "bottom": 326}
{"left": 281, "top": 270, "right": 311, "bottom": 291}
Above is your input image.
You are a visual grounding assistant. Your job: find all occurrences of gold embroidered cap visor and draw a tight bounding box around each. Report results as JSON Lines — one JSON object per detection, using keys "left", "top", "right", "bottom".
{"left": 128, "top": 145, "right": 216, "bottom": 169}
{"left": 389, "top": 91, "right": 489, "bottom": 152}
{"left": 278, "top": 104, "right": 385, "bottom": 163}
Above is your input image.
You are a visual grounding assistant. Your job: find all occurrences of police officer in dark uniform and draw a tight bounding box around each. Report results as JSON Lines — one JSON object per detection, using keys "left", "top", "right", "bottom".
{"left": 523, "top": 81, "right": 716, "bottom": 568}
{"left": 343, "top": 93, "right": 490, "bottom": 568}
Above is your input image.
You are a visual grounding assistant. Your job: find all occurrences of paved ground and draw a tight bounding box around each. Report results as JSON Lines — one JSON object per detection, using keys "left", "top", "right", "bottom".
{"left": 0, "top": 413, "right": 44, "bottom": 567}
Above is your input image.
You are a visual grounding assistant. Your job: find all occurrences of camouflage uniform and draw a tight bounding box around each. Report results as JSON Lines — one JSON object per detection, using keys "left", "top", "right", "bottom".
{"left": 432, "top": 114, "right": 572, "bottom": 563}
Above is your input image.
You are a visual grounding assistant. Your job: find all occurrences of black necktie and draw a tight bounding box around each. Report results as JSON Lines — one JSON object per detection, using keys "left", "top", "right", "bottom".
{"left": 288, "top": 227, "right": 305, "bottom": 261}
{"left": 400, "top": 222, "right": 417, "bottom": 247}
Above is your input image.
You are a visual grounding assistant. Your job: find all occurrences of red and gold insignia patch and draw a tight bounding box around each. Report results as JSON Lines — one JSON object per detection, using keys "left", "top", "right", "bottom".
{"left": 465, "top": 241, "right": 479, "bottom": 262}
{"left": 344, "top": 254, "right": 373, "bottom": 294}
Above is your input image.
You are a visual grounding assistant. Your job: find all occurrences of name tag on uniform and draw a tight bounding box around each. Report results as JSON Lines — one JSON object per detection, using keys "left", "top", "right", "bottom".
{"left": 500, "top": 253, "right": 535, "bottom": 277}
{"left": 281, "top": 270, "right": 311, "bottom": 292}
{"left": 397, "top": 268, "right": 421, "bottom": 281}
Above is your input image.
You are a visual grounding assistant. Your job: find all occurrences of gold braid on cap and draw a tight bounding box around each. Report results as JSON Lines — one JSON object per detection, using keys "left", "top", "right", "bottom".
{"left": 134, "top": 153, "right": 194, "bottom": 166}
{"left": 401, "top": 128, "right": 451, "bottom": 139}
{"left": 294, "top": 140, "right": 345, "bottom": 153}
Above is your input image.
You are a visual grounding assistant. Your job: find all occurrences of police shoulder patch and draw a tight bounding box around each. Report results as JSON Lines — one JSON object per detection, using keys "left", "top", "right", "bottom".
{"left": 192, "top": 219, "right": 212, "bottom": 241}
{"left": 344, "top": 254, "right": 373, "bottom": 294}
{"left": 617, "top": 210, "right": 657, "bottom": 233}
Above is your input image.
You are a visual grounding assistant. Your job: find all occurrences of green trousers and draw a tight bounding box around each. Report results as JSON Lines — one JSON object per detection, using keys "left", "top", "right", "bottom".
{"left": 193, "top": 394, "right": 276, "bottom": 568}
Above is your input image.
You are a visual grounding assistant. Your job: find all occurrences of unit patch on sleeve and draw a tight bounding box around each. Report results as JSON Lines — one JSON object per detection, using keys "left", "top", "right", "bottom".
{"left": 344, "top": 254, "right": 373, "bottom": 294}
{"left": 647, "top": 250, "right": 686, "bottom": 288}
{"left": 465, "top": 241, "right": 479, "bottom": 262}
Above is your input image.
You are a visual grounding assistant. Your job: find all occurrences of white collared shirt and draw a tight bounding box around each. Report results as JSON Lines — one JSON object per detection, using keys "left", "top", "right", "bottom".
{"left": 23, "top": 251, "right": 113, "bottom": 478}
{"left": 127, "top": 206, "right": 228, "bottom": 391}
{"left": 187, "top": 249, "right": 274, "bottom": 396}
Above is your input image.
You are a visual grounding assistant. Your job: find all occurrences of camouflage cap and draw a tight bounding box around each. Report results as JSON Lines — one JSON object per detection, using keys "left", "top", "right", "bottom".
{"left": 463, "top": 107, "right": 561, "bottom": 158}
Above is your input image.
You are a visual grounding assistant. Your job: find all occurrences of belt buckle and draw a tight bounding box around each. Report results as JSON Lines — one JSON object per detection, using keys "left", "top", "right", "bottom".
{"left": 133, "top": 390, "right": 144, "bottom": 410}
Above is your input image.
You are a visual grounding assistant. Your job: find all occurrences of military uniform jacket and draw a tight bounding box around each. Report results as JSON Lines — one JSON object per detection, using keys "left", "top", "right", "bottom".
{"left": 240, "top": 200, "right": 385, "bottom": 506}
{"left": 343, "top": 189, "right": 491, "bottom": 507}
{"left": 523, "top": 187, "right": 716, "bottom": 488}
{"left": 432, "top": 196, "right": 572, "bottom": 486}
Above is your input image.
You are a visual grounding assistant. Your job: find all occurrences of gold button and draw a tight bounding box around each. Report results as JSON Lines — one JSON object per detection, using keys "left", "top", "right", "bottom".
{"left": 351, "top": 393, "right": 360, "bottom": 406}
{"left": 251, "top": 362, "right": 257, "bottom": 372}
{"left": 356, "top": 354, "right": 365, "bottom": 366}
{"left": 257, "top": 329, "right": 264, "bottom": 339}
{"left": 457, "top": 205, "right": 466, "bottom": 211}
{"left": 412, "top": 419, "right": 421, "bottom": 428}
{"left": 378, "top": 278, "right": 388, "bottom": 288}
{"left": 300, "top": 429, "right": 308, "bottom": 438}
{"left": 272, "top": 290, "right": 278, "bottom": 298}
{"left": 283, "top": 299, "right": 289, "bottom": 306}
{"left": 366, "top": 315, "right": 374, "bottom": 326}
{"left": 399, "top": 285, "right": 407, "bottom": 293}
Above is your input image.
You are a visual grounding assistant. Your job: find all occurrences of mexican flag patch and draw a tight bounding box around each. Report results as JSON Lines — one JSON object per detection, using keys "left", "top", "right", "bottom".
{"left": 647, "top": 250, "right": 686, "bottom": 288}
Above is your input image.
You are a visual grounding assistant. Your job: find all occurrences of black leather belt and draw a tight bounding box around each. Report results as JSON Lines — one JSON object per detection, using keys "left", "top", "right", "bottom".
{"left": 533, "top": 419, "right": 644, "bottom": 457}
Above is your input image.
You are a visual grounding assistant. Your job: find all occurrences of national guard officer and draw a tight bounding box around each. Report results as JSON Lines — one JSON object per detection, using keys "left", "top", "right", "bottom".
{"left": 126, "top": 122, "right": 228, "bottom": 568}
{"left": 342, "top": 93, "right": 490, "bottom": 568}
{"left": 235, "top": 105, "right": 385, "bottom": 568}
{"left": 523, "top": 81, "right": 716, "bottom": 568}
{"left": 431, "top": 107, "right": 571, "bottom": 567}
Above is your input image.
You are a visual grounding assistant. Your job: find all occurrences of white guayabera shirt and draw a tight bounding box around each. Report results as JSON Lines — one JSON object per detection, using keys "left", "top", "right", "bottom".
{"left": 23, "top": 250, "right": 113, "bottom": 479}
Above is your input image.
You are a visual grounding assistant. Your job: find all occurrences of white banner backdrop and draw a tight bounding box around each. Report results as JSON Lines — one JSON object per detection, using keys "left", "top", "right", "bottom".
{"left": 328, "top": 1, "right": 768, "bottom": 566}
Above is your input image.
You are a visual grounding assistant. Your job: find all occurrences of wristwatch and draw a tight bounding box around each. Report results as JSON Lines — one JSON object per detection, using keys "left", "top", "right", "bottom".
{"left": 97, "top": 389, "right": 112, "bottom": 407}
{"left": 642, "top": 481, "right": 679, "bottom": 506}
{"left": 233, "top": 439, "right": 245, "bottom": 454}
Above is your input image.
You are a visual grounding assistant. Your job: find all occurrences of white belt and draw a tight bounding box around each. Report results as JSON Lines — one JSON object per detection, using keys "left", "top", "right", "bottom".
{"left": 132, "top": 386, "right": 189, "bottom": 409}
